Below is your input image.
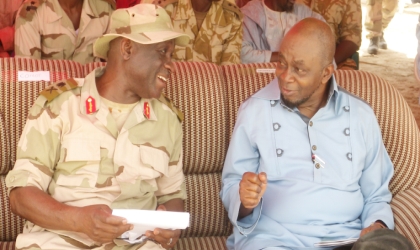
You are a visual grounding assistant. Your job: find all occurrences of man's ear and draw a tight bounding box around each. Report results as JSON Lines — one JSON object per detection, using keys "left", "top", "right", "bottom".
{"left": 321, "top": 63, "right": 334, "bottom": 84}
{"left": 120, "top": 38, "right": 133, "bottom": 60}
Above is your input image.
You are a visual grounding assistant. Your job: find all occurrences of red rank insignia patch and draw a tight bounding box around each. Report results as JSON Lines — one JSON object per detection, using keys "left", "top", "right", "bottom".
{"left": 144, "top": 102, "right": 150, "bottom": 119}
{"left": 86, "top": 96, "right": 96, "bottom": 114}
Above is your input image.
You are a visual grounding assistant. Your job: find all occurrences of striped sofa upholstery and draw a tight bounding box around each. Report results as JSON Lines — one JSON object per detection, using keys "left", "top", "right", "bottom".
{"left": 0, "top": 59, "right": 419, "bottom": 250}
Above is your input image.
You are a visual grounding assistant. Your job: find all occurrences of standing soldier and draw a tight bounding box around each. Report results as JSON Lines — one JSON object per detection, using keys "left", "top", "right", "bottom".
{"left": 365, "top": 0, "right": 398, "bottom": 55}
{"left": 143, "top": 0, "right": 243, "bottom": 65}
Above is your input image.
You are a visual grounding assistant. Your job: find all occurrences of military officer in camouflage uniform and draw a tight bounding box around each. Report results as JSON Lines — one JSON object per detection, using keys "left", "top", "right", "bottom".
{"left": 298, "top": 0, "right": 362, "bottom": 69}
{"left": 364, "top": 0, "right": 398, "bottom": 55}
{"left": 143, "top": 0, "right": 243, "bottom": 65}
{"left": 14, "top": 0, "right": 115, "bottom": 64}
{"left": 7, "top": 4, "right": 190, "bottom": 250}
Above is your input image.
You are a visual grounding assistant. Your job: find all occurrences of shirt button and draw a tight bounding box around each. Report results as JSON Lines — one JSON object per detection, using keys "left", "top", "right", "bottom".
{"left": 315, "top": 163, "right": 321, "bottom": 169}
{"left": 309, "top": 121, "right": 313, "bottom": 126}
{"left": 347, "top": 153, "right": 353, "bottom": 161}
{"left": 271, "top": 100, "right": 276, "bottom": 105}
{"left": 276, "top": 148, "right": 283, "bottom": 156}
{"left": 344, "top": 128, "right": 350, "bottom": 136}
{"left": 273, "top": 123, "right": 281, "bottom": 131}
{"left": 343, "top": 106, "right": 350, "bottom": 112}
{"left": 312, "top": 145, "right": 317, "bottom": 151}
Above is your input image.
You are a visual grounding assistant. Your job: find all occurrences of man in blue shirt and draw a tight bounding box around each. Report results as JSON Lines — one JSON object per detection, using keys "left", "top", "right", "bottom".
{"left": 220, "top": 17, "right": 414, "bottom": 250}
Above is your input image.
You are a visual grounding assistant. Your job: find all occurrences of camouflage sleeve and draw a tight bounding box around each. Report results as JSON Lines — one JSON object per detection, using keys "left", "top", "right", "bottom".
{"left": 220, "top": 12, "right": 243, "bottom": 65}
{"left": 339, "top": 0, "right": 362, "bottom": 47}
{"left": 14, "top": 2, "right": 42, "bottom": 59}
{"left": 241, "top": 15, "right": 272, "bottom": 63}
{"left": 6, "top": 96, "right": 61, "bottom": 194}
{"left": 156, "top": 120, "right": 186, "bottom": 204}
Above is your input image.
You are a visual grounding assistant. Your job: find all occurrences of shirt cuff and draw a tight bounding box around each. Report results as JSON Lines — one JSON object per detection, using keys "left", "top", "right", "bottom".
{"left": 236, "top": 198, "right": 263, "bottom": 236}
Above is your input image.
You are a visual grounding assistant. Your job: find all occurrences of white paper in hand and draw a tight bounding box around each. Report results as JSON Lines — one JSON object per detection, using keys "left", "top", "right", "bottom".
{"left": 112, "top": 209, "right": 190, "bottom": 243}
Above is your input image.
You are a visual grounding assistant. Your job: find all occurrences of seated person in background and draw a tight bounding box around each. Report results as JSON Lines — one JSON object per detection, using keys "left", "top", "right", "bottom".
{"left": 14, "top": 0, "right": 115, "bottom": 64}
{"left": 116, "top": 0, "right": 140, "bottom": 8}
{"left": 297, "top": 0, "right": 361, "bottom": 70}
{"left": 143, "top": 0, "right": 243, "bottom": 65}
{"left": 220, "top": 18, "right": 414, "bottom": 250}
{"left": 0, "top": 0, "right": 24, "bottom": 57}
{"left": 7, "top": 4, "right": 190, "bottom": 250}
{"left": 240, "top": 0, "right": 325, "bottom": 64}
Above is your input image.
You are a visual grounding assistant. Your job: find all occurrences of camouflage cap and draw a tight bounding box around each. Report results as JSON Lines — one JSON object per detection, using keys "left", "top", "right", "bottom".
{"left": 93, "top": 4, "right": 190, "bottom": 60}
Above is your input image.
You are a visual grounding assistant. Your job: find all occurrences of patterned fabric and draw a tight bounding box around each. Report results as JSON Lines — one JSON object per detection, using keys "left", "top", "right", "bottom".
{"left": 297, "top": 0, "right": 362, "bottom": 47}
{"left": 174, "top": 236, "right": 229, "bottom": 250}
{"left": 391, "top": 187, "right": 420, "bottom": 250}
{"left": 0, "top": 242, "right": 17, "bottom": 250}
{"left": 144, "top": 0, "right": 243, "bottom": 65}
{"left": 0, "top": 112, "right": 10, "bottom": 175}
{"left": 0, "top": 176, "right": 25, "bottom": 242}
{"left": 164, "top": 62, "right": 228, "bottom": 175}
{"left": 364, "top": 0, "right": 398, "bottom": 38}
{"left": 14, "top": 0, "right": 114, "bottom": 64}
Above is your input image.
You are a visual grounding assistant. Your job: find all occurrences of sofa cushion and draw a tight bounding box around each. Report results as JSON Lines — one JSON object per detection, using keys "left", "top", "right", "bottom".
{"left": 0, "top": 176, "right": 25, "bottom": 241}
{"left": 165, "top": 62, "right": 229, "bottom": 175}
{"left": 174, "top": 236, "right": 229, "bottom": 250}
{"left": 0, "top": 112, "right": 10, "bottom": 175}
{"left": 391, "top": 186, "right": 420, "bottom": 250}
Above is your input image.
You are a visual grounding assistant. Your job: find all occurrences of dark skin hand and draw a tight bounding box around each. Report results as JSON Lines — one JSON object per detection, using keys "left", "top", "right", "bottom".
{"left": 145, "top": 198, "right": 184, "bottom": 249}
{"left": 335, "top": 40, "right": 359, "bottom": 66}
{"left": 238, "top": 172, "right": 267, "bottom": 220}
{"left": 360, "top": 222, "right": 386, "bottom": 237}
{"left": 9, "top": 186, "right": 132, "bottom": 243}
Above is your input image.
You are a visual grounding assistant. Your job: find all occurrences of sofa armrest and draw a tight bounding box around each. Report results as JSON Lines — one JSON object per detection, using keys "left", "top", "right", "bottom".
{"left": 391, "top": 185, "right": 420, "bottom": 249}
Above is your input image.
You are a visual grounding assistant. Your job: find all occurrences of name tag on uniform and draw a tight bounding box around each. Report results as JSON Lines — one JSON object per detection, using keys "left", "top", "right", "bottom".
{"left": 18, "top": 71, "right": 50, "bottom": 82}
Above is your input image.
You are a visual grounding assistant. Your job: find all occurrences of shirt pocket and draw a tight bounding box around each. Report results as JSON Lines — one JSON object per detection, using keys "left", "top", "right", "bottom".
{"left": 138, "top": 145, "right": 169, "bottom": 179}
{"left": 55, "top": 138, "right": 101, "bottom": 188}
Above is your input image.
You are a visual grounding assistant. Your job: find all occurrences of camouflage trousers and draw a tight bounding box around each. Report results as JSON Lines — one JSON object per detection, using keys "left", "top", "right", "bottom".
{"left": 364, "top": 0, "right": 399, "bottom": 38}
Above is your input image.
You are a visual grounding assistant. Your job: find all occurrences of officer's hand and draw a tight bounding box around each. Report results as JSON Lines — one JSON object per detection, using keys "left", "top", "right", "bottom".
{"left": 360, "top": 222, "right": 387, "bottom": 237}
{"left": 145, "top": 205, "right": 181, "bottom": 249}
{"left": 239, "top": 172, "right": 267, "bottom": 209}
{"left": 77, "top": 204, "right": 133, "bottom": 244}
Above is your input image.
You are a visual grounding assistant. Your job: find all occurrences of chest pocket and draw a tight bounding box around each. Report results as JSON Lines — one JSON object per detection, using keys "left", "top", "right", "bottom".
{"left": 55, "top": 138, "right": 100, "bottom": 188}
{"left": 138, "top": 145, "right": 169, "bottom": 179}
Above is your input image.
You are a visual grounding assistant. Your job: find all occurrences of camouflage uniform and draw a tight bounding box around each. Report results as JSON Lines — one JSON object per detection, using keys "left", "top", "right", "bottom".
{"left": 364, "top": 0, "right": 398, "bottom": 38}
{"left": 144, "top": 0, "right": 243, "bottom": 65}
{"left": 297, "top": 0, "right": 362, "bottom": 69}
{"left": 6, "top": 67, "right": 186, "bottom": 250}
{"left": 14, "top": 0, "right": 115, "bottom": 64}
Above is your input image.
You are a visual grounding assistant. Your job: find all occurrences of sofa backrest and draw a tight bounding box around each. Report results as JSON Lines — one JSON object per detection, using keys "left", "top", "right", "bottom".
{"left": 1, "top": 59, "right": 419, "bottom": 246}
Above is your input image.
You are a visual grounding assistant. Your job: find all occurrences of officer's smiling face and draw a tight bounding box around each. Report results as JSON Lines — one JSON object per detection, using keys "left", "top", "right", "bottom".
{"left": 127, "top": 40, "right": 175, "bottom": 99}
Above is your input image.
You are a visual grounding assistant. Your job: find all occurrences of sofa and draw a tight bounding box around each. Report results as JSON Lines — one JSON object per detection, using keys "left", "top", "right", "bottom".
{"left": 1, "top": 58, "right": 419, "bottom": 250}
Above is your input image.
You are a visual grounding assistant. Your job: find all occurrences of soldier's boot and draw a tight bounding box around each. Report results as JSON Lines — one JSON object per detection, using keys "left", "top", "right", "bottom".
{"left": 367, "top": 37, "right": 379, "bottom": 55}
{"left": 379, "top": 34, "right": 388, "bottom": 50}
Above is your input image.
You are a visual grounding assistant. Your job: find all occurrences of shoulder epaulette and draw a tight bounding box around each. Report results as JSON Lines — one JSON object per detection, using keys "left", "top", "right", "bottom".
{"left": 19, "top": 0, "right": 45, "bottom": 20}
{"left": 149, "top": 0, "right": 178, "bottom": 8}
{"left": 158, "top": 93, "right": 184, "bottom": 122}
{"left": 39, "top": 78, "right": 79, "bottom": 103}
{"left": 222, "top": 0, "right": 242, "bottom": 18}
{"left": 99, "top": 0, "right": 116, "bottom": 10}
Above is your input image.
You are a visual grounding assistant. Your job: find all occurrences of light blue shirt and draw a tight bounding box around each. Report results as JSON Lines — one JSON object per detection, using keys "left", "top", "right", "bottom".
{"left": 220, "top": 76, "right": 394, "bottom": 250}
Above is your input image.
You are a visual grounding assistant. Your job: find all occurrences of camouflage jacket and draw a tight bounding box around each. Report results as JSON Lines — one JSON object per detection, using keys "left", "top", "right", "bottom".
{"left": 14, "top": 0, "right": 115, "bottom": 64}
{"left": 297, "top": 0, "right": 362, "bottom": 47}
{"left": 6, "top": 67, "right": 186, "bottom": 249}
{"left": 144, "top": 0, "right": 243, "bottom": 65}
